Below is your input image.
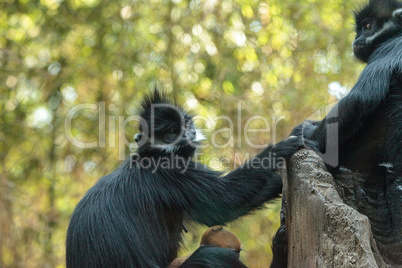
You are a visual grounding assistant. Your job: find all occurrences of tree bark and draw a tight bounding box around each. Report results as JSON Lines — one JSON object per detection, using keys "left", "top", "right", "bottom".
{"left": 281, "top": 149, "right": 394, "bottom": 268}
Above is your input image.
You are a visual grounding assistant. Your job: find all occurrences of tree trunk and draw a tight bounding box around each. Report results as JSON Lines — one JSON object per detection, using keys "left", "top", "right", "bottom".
{"left": 281, "top": 149, "right": 395, "bottom": 268}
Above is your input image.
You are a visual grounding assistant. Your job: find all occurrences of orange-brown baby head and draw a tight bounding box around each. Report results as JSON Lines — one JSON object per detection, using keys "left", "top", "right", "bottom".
{"left": 200, "top": 226, "right": 241, "bottom": 253}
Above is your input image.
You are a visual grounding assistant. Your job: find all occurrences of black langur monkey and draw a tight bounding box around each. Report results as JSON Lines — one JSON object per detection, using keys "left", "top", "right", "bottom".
{"left": 293, "top": 0, "right": 402, "bottom": 171}
{"left": 290, "top": 0, "right": 402, "bottom": 265}
{"left": 66, "top": 90, "right": 305, "bottom": 268}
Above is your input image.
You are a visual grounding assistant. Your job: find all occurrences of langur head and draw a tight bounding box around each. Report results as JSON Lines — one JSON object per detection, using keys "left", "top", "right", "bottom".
{"left": 135, "top": 89, "right": 205, "bottom": 157}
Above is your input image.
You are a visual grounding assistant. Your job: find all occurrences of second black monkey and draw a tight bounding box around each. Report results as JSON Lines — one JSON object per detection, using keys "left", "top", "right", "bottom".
{"left": 290, "top": 0, "right": 402, "bottom": 265}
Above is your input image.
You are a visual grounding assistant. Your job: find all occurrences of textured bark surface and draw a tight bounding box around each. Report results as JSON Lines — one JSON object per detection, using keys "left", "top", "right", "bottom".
{"left": 282, "top": 149, "right": 392, "bottom": 268}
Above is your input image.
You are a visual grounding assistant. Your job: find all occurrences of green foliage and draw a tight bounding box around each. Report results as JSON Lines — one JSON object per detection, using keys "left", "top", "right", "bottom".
{"left": 0, "top": 0, "right": 363, "bottom": 266}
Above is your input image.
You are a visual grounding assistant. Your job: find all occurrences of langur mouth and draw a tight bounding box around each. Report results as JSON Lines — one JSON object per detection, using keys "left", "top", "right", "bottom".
{"left": 352, "top": 47, "right": 370, "bottom": 62}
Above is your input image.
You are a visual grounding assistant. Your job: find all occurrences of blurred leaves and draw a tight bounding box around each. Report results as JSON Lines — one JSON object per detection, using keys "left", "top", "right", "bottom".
{"left": 0, "top": 0, "right": 363, "bottom": 267}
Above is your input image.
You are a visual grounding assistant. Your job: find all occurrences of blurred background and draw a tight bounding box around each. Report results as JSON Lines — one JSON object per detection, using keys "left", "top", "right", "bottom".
{"left": 1, "top": 0, "right": 365, "bottom": 267}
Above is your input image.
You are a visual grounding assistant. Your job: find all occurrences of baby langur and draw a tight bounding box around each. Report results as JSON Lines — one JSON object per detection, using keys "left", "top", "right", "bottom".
{"left": 169, "top": 226, "right": 242, "bottom": 268}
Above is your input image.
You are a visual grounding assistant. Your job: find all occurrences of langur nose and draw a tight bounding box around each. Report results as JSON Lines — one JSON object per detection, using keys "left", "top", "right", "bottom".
{"left": 134, "top": 133, "right": 143, "bottom": 143}
{"left": 353, "top": 39, "right": 366, "bottom": 48}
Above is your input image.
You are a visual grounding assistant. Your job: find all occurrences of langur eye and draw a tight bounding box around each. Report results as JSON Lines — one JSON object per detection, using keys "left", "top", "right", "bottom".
{"left": 364, "top": 23, "right": 372, "bottom": 31}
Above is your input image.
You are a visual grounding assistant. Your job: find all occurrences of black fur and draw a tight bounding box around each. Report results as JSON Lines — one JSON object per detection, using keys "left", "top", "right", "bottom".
{"left": 66, "top": 90, "right": 303, "bottom": 267}
{"left": 270, "top": 225, "right": 287, "bottom": 268}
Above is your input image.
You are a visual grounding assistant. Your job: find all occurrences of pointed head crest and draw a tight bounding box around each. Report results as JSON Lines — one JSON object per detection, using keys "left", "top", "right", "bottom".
{"left": 137, "top": 89, "right": 180, "bottom": 132}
